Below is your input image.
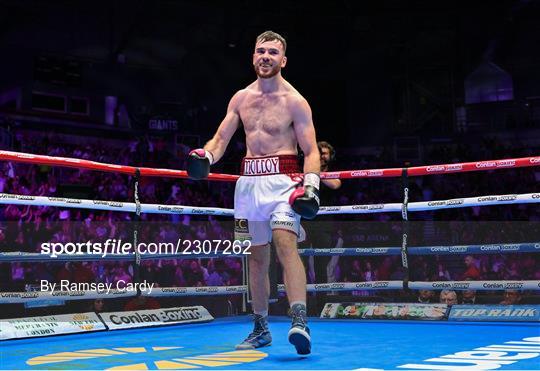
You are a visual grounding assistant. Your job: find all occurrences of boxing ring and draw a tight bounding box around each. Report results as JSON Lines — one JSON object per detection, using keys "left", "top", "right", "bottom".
{"left": 2, "top": 318, "right": 539, "bottom": 370}
{"left": 0, "top": 150, "right": 539, "bottom": 370}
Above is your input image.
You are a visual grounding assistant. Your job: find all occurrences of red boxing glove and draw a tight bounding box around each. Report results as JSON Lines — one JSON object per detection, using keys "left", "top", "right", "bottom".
{"left": 289, "top": 173, "right": 320, "bottom": 219}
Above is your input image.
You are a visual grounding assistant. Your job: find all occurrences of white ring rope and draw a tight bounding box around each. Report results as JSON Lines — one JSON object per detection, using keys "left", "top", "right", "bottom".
{"left": 0, "top": 281, "right": 404, "bottom": 303}
{"left": 3, "top": 279, "right": 538, "bottom": 304}
{"left": 409, "top": 280, "right": 540, "bottom": 291}
{"left": 0, "top": 194, "right": 233, "bottom": 216}
{"left": 1, "top": 192, "right": 538, "bottom": 216}
{"left": 0, "top": 289, "right": 134, "bottom": 303}
{"left": 319, "top": 193, "right": 540, "bottom": 215}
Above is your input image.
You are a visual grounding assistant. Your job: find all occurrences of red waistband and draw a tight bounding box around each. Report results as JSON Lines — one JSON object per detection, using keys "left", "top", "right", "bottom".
{"left": 240, "top": 155, "right": 300, "bottom": 176}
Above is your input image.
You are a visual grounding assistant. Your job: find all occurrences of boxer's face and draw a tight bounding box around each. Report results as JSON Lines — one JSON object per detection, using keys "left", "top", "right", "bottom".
{"left": 253, "top": 40, "right": 287, "bottom": 79}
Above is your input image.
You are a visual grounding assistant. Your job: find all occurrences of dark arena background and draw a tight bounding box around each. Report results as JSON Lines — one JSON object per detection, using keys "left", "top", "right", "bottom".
{"left": 0, "top": 1, "right": 539, "bottom": 370}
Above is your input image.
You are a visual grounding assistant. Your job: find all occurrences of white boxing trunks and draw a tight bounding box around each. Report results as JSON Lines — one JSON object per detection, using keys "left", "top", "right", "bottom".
{"left": 234, "top": 155, "right": 302, "bottom": 246}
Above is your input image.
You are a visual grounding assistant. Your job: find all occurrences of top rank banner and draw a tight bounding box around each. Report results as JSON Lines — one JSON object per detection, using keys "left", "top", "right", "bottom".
{"left": 321, "top": 302, "right": 447, "bottom": 321}
{"left": 449, "top": 305, "right": 540, "bottom": 322}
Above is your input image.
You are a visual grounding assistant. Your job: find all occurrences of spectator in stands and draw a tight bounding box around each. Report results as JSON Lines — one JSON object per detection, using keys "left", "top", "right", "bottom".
{"left": 32, "top": 263, "right": 54, "bottom": 284}
{"left": 206, "top": 259, "right": 228, "bottom": 286}
{"left": 377, "top": 257, "right": 394, "bottom": 281}
{"left": 97, "top": 265, "right": 115, "bottom": 285}
{"left": 140, "top": 261, "right": 159, "bottom": 284}
{"left": 462, "top": 255, "right": 481, "bottom": 280}
{"left": 411, "top": 257, "right": 434, "bottom": 281}
{"left": 505, "top": 261, "right": 520, "bottom": 280}
{"left": 345, "top": 259, "right": 363, "bottom": 283}
{"left": 461, "top": 290, "right": 477, "bottom": 304}
{"left": 0, "top": 169, "right": 7, "bottom": 193}
{"left": 184, "top": 260, "right": 206, "bottom": 287}
{"left": 114, "top": 266, "right": 133, "bottom": 287}
{"left": 11, "top": 262, "right": 25, "bottom": 287}
{"left": 124, "top": 295, "right": 161, "bottom": 311}
{"left": 56, "top": 262, "right": 74, "bottom": 282}
{"left": 0, "top": 228, "right": 6, "bottom": 251}
{"left": 225, "top": 259, "right": 243, "bottom": 286}
{"left": 417, "top": 290, "right": 436, "bottom": 304}
{"left": 434, "top": 262, "right": 451, "bottom": 281}
{"left": 157, "top": 259, "right": 176, "bottom": 287}
{"left": 73, "top": 262, "right": 95, "bottom": 283}
{"left": 11, "top": 230, "right": 26, "bottom": 253}
{"left": 312, "top": 141, "right": 342, "bottom": 285}
{"left": 364, "top": 260, "right": 377, "bottom": 282}
{"left": 500, "top": 290, "right": 522, "bottom": 305}
{"left": 440, "top": 290, "right": 458, "bottom": 305}
{"left": 89, "top": 298, "right": 106, "bottom": 313}
{"left": 174, "top": 264, "right": 186, "bottom": 286}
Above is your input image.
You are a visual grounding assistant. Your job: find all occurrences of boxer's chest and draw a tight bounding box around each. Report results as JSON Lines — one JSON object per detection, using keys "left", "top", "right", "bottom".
{"left": 239, "top": 94, "right": 293, "bottom": 135}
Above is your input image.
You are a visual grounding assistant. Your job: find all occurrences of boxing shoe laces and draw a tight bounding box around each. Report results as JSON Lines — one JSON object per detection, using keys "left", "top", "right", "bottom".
{"left": 288, "top": 304, "right": 311, "bottom": 355}
{"left": 235, "top": 314, "right": 272, "bottom": 350}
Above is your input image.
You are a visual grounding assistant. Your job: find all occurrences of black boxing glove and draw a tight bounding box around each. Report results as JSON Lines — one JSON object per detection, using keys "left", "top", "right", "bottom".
{"left": 187, "top": 149, "right": 214, "bottom": 180}
{"left": 289, "top": 173, "right": 320, "bottom": 219}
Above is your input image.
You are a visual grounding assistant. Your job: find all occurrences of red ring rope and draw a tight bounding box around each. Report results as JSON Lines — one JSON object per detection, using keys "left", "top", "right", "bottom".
{"left": 0, "top": 150, "right": 538, "bottom": 181}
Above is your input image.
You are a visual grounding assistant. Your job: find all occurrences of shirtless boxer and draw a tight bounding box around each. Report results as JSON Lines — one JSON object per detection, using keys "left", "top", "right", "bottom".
{"left": 187, "top": 30, "right": 320, "bottom": 355}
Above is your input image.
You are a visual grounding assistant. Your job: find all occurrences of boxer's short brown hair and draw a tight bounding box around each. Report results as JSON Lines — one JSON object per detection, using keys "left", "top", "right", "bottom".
{"left": 256, "top": 31, "right": 287, "bottom": 54}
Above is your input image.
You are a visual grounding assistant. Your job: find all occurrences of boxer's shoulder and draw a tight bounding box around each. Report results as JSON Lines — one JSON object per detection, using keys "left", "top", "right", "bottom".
{"left": 286, "top": 94, "right": 311, "bottom": 118}
{"left": 287, "top": 93, "right": 308, "bottom": 108}
{"left": 231, "top": 88, "right": 250, "bottom": 102}
{"left": 278, "top": 82, "right": 308, "bottom": 109}
{"left": 228, "top": 89, "right": 251, "bottom": 113}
